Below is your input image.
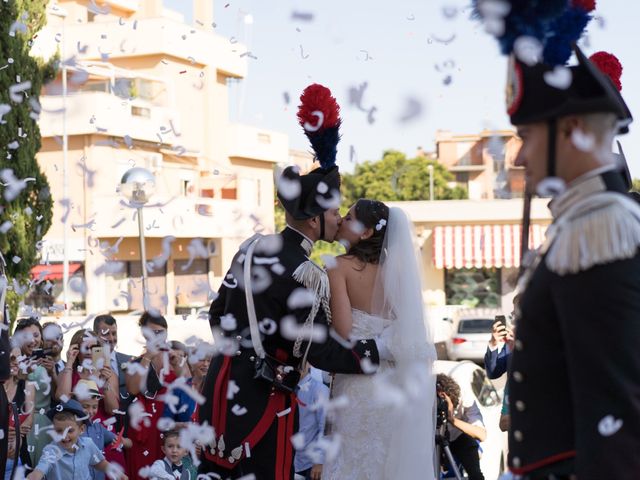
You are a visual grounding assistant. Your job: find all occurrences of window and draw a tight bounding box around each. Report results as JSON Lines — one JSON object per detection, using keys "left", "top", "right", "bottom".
{"left": 445, "top": 267, "right": 501, "bottom": 308}
{"left": 174, "top": 259, "right": 209, "bottom": 307}
{"left": 457, "top": 318, "right": 494, "bottom": 334}
{"left": 131, "top": 106, "right": 151, "bottom": 118}
{"left": 471, "top": 369, "right": 501, "bottom": 407}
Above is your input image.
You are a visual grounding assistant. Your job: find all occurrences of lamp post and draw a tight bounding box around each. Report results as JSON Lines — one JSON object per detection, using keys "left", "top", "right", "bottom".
{"left": 427, "top": 164, "right": 434, "bottom": 201}
{"left": 119, "top": 168, "right": 156, "bottom": 310}
{"left": 49, "top": 5, "right": 69, "bottom": 315}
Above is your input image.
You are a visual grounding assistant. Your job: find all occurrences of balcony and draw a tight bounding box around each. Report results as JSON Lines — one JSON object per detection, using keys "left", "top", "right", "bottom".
{"left": 227, "top": 124, "right": 289, "bottom": 163}
{"left": 39, "top": 91, "right": 180, "bottom": 145}
{"left": 447, "top": 164, "right": 486, "bottom": 172}
{"left": 103, "top": 0, "right": 139, "bottom": 12}
{"left": 39, "top": 17, "right": 247, "bottom": 79}
{"left": 91, "top": 195, "right": 271, "bottom": 239}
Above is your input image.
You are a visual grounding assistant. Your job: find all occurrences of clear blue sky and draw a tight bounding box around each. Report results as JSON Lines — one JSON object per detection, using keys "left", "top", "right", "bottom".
{"left": 166, "top": 0, "right": 640, "bottom": 176}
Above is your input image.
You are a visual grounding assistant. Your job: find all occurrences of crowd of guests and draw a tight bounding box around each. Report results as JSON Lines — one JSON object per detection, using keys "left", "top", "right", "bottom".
{"left": 3, "top": 313, "right": 211, "bottom": 480}
{"left": 4, "top": 309, "right": 510, "bottom": 480}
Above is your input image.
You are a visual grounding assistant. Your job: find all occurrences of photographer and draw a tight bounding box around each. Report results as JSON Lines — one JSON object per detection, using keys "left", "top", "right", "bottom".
{"left": 436, "top": 374, "right": 486, "bottom": 480}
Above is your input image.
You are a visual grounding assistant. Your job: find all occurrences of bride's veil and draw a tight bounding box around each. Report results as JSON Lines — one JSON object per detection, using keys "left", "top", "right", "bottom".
{"left": 371, "top": 206, "right": 437, "bottom": 479}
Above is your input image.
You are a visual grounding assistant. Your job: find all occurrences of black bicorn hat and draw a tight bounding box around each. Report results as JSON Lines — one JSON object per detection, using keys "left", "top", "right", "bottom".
{"left": 277, "top": 84, "right": 342, "bottom": 220}
{"left": 507, "top": 45, "right": 633, "bottom": 131}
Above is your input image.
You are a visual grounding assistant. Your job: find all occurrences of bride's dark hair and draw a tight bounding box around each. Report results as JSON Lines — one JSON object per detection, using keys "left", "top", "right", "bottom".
{"left": 347, "top": 199, "right": 389, "bottom": 265}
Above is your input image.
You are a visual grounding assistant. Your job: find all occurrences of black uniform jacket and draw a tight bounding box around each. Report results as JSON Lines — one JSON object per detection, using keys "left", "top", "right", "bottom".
{"left": 508, "top": 171, "right": 640, "bottom": 479}
{"left": 199, "top": 227, "right": 379, "bottom": 469}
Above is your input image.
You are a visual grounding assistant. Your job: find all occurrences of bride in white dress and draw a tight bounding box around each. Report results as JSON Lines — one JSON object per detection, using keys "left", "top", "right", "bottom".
{"left": 323, "top": 199, "right": 437, "bottom": 480}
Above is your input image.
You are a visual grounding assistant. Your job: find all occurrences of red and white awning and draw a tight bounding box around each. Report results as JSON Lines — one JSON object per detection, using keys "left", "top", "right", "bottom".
{"left": 432, "top": 224, "right": 547, "bottom": 269}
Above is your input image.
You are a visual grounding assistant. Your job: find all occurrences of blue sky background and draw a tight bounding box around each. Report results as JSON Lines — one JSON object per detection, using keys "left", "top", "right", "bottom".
{"left": 165, "top": 0, "right": 640, "bottom": 176}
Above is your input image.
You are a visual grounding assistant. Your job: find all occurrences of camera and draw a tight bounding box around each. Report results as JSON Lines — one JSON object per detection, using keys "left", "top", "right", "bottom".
{"left": 436, "top": 394, "right": 449, "bottom": 428}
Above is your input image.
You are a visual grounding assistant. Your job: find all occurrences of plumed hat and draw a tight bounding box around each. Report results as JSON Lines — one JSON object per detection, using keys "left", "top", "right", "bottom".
{"left": 507, "top": 45, "right": 632, "bottom": 129}
{"left": 277, "top": 84, "right": 342, "bottom": 220}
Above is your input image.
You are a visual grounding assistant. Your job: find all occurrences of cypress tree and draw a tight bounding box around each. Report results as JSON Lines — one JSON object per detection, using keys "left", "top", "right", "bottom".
{"left": 0, "top": 0, "right": 55, "bottom": 326}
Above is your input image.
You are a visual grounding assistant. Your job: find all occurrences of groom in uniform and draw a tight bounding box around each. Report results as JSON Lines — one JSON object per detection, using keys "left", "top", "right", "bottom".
{"left": 198, "top": 84, "right": 389, "bottom": 479}
{"left": 503, "top": 43, "right": 640, "bottom": 480}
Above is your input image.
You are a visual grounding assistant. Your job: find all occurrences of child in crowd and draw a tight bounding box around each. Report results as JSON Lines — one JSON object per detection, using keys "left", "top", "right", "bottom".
{"left": 147, "top": 430, "right": 194, "bottom": 479}
{"left": 26, "top": 399, "right": 128, "bottom": 480}
{"left": 76, "top": 380, "right": 132, "bottom": 480}
{"left": 294, "top": 366, "right": 329, "bottom": 480}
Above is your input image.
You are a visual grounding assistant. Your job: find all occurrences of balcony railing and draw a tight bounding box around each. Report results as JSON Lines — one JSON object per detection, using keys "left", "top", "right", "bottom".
{"left": 92, "top": 195, "right": 273, "bottom": 239}
{"left": 39, "top": 91, "right": 180, "bottom": 145}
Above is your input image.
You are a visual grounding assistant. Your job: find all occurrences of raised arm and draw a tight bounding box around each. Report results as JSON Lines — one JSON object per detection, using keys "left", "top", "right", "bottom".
{"left": 55, "top": 344, "right": 79, "bottom": 400}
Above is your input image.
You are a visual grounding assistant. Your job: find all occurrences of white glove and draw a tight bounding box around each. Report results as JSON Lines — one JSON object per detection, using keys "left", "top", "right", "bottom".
{"left": 375, "top": 324, "right": 395, "bottom": 362}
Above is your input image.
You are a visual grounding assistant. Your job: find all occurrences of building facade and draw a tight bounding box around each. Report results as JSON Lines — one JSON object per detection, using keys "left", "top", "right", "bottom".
{"left": 31, "top": 0, "right": 288, "bottom": 316}
{"left": 435, "top": 129, "right": 524, "bottom": 200}
{"left": 389, "top": 198, "right": 552, "bottom": 316}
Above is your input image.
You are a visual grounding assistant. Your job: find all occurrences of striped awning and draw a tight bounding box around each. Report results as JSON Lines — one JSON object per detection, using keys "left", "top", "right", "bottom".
{"left": 432, "top": 224, "right": 547, "bottom": 269}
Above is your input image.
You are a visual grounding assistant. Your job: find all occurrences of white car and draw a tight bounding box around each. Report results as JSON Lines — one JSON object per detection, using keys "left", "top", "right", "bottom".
{"left": 435, "top": 360, "right": 508, "bottom": 480}
{"left": 445, "top": 317, "right": 494, "bottom": 362}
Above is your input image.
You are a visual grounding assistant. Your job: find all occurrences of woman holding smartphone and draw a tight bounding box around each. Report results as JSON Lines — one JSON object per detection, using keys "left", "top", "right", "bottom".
{"left": 12, "top": 318, "right": 54, "bottom": 467}
{"left": 55, "top": 329, "right": 119, "bottom": 415}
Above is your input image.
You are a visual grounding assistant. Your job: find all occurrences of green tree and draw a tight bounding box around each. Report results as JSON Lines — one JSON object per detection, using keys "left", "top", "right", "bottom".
{"left": 1, "top": 0, "right": 55, "bottom": 326}
{"left": 632, "top": 178, "right": 640, "bottom": 193}
{"left": 341, "top": 149, "right": 467, "bottom": 205}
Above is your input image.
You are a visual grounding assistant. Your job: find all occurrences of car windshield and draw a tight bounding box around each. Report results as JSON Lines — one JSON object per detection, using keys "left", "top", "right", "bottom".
{"left": 471, "top": 369, "right": 501, "bottom": 407}
{"left": 457, "top": 319, "right": 494, "bottom": 334}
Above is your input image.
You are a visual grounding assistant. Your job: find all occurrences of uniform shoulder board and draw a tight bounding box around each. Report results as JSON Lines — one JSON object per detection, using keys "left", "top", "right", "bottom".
{"left": 545, "top": 192, "right": 640, "bottom": 275}
{"left": 292, "top": 260, "right": 330, "bottom": 300}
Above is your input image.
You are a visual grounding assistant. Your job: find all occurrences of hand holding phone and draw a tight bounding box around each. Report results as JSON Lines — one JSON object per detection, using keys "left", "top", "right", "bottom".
{"left": 91, "top": 346, "right": 107, "bottom": 369}
{"left": 490, "top": 316, "right": 508, "bottom": 347}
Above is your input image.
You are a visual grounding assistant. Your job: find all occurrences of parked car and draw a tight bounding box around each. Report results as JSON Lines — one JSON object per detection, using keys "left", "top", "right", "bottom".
{"left": 446, "top": 317, "right": 495, "bottom": 362}
{"left": 435, "top": 360, "right": 508, "bottom": 480}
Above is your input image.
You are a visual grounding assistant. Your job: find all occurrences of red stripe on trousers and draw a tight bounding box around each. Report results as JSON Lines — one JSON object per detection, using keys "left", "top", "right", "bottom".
{"left": 203, "top": 391, "right": 287, "bottom": 468}
{"left": 282, "top": 398, "right": 297, "bottom": 480}
{"left": 213, "top": 355, "right": 232, "bottom": 435}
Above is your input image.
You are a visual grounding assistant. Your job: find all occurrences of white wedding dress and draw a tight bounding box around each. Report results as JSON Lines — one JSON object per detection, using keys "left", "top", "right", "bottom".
{"left": 323, "top": 207, "right": 437, "bottom": 480}
{"left": 323, "top": 308, "right": 395, "bottom": 480}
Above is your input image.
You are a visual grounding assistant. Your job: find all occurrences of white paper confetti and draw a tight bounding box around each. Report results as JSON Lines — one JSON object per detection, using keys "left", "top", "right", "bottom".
{"left": 543, "top": 66, "right": 572, "bottom": 90}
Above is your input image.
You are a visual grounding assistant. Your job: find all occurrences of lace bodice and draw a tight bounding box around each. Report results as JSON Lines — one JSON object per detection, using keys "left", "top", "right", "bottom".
{"left": 349, "top": 308, "right": 392, "bottom": 339}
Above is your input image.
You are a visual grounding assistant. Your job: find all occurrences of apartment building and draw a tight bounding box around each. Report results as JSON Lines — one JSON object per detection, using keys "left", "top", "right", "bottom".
{"left": 435, "top": 129, "right": 524, "bottom": 200}
{"left": 30, "top": 0, "right": 288, "bottom": 315}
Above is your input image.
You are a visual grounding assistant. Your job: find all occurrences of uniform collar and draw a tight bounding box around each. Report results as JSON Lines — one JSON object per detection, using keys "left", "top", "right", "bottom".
{"left": 549, "top": 166, "right": 625, "bottom": 219}
{"left": 283, "top": 226, "right": 314, "bottom": 256}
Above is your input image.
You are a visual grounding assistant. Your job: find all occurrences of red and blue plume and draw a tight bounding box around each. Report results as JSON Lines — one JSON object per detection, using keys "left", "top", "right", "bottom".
{"left": 297, "top": 83, "right": 341, "bottom": 170}
{"left": 589, "top": 51, "right": 623, "bottom": 91}
{"left": 543, "top": 0, "right": 594, "bottom": 66}
{"left": 473, "top": 0, "right": 593, "bottom": 66}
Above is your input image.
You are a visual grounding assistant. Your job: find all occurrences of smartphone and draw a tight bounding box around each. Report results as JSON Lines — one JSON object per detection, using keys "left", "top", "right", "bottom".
{"left": 91, "top": 346, "right": 106, "bottom": 368}
{"left": 31, "top": 348, "right": 46, "bottom": 360}
{"left": 495, "top": 315, "right": 507, "bottom": 329}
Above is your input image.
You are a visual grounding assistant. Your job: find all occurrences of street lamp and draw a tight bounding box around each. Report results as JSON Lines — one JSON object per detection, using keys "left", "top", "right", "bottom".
{"left": 427, "top": 164, "right": 434, "bottom": 201}
{"left": 48, "top": 5, "right": 69, "bottom": 315}
{"left": 119, "top": 167, "right": 156, "bottom": 310}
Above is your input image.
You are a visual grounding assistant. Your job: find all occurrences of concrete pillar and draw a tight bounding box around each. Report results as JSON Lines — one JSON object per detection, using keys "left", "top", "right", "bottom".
{"left": 137, "top": 0, "right": 163, "bottom": 17}
{"left": 193, "top": 0, "right": 214, "bottom": 28}
{"left": 166, "top": 253, "right": 176, "bottom": 315}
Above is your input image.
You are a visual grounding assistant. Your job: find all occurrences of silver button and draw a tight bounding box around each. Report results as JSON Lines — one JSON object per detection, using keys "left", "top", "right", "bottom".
{"left": 512, "top": 456, "right": 521, "bottom": 467}
{"left": 513, "top": 371, "right": 524, "bottom": 382}
{"left": 513, "top": 430, "right": 523, "bottom": 442}
{"left": 515, "top": 400, "right": 526, "bottom": 412}
{"left": 249, "top": 356, "right": 255, "bottom": 361}
{"left": 515, "top": 340, "right": 523, "bottom": 351}
{"left": 236, "top": 335, "right": 242, "bottom": 341}
{"left": 235, "top": 350, "right": 242, "bottom": 356}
